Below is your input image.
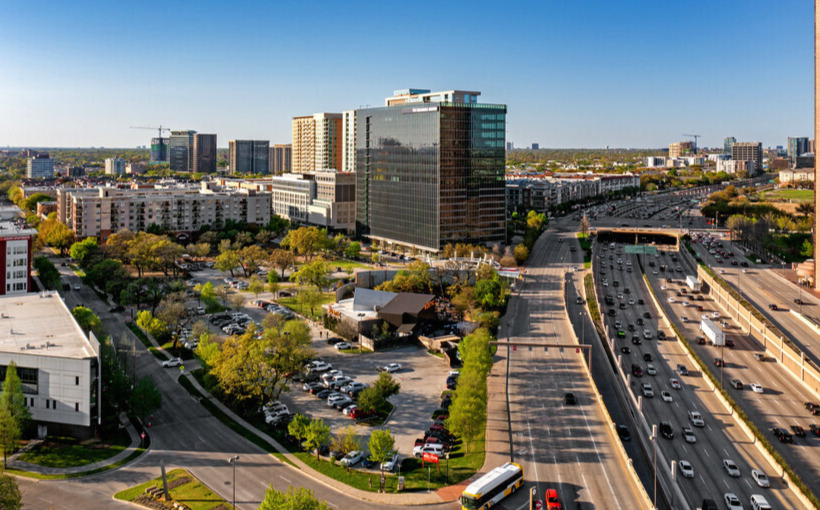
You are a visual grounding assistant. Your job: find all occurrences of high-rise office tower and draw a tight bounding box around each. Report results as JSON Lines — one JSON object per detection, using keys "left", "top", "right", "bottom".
{"left": 356, "top": 89, "right": 506, "bottom": 253}
{"left": 229, "top": 140, "right": 270, "bottom": 174}
{"left": 342, "top": 110, "right": 357, "bottom": 173}
{"left": 193, "top": 134, "right": 217, "bottom": 173}
{"left": 169, "top": 130, "right": 196, "bottom": 171}
{"left": 291, "top": 113, "right": 343, "bottom": 173}
{"left": 723, "top": 137, "right": 736, "bottom": 156}
{"left": 788, "top": 137, "right": 810, "bottom": 165}
{"left": 731, "top": 142, "right": 763, "bottom": 171}
{"left": 269, "top": 144, "right": 292, "bottom": 174}
{"left": 150, "top": 137, "right": 169, "bottom": 163}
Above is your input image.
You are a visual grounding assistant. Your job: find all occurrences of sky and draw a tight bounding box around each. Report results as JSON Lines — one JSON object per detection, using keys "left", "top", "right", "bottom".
{"left": 0, "top": 0, "right": 813, "bottom": 149}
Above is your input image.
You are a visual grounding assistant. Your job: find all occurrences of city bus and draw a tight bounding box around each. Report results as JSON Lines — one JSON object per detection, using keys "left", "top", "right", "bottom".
{"left": 461, "top": 462, "right": 524, "bottom": 510}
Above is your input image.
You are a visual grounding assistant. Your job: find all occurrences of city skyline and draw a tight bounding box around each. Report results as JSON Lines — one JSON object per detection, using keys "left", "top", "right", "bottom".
{"left": 0, "top": 0, "right": 813, "bottom": 149}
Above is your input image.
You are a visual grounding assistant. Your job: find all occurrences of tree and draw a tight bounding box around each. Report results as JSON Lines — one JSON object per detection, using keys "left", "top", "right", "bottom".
{"left": 39, "top": 218, "right": 74, "bottom": 255}
{"left": 281, "top": 227, "right": 327, "bottom": 260}
{"left": 260, "top": 485, "right": 331, "bottom": 510}
{"left": 474, "top": 279, "right": 503, "bottom": 310}
{"left": 126, "top": 232, "right": 162, "bottom": 278}
{"left": 69, "top": 237, "right": 100, "bottom": 267}
{"left": 199, "top": 280, "right": 217, "bottom": 306}
{"left": 129, "top": 377, "right": 162, "bottom": 423}
{"left": 288, "top": 413, "right": 311, "bottom": 450}
{"left": 194, "top": 332, "right": 219, "bottom": 369}
{"left": 270, "top": 249, "right": 296, "bottom": 279}
{"left": 249, "top": 275, "right": 265, "bottom": 298}
{"left": 0, "top": 407, "right": 19, "bottom": 469}
{"left": 267, "top": 272, "right": 280, "bottom": 297}
{"left": 72, "top": 306, "right": 105, "bottom": 338}
{"left": 371, "top": 252, "right": 380, "bottom": 264}
{"left": 579, "top": 215, "right": 590, "bottom": 238}
{"left": 136, "top": 310, "right": 168, "bottom": 340}
{"left": 32, "top": 256, "right": 61, "bottom": 289}
{"left": 0, "top": 472, "right": 21, "bottom": 510}
{"left": 373, "top": 372, "right": 400, "bottom": 400}
{"left": 0, "top": 362, "right": 30, "bottom": 436}
{"left": 368, "top": 429, "right": 396, "bottom": 473}
{"left": 797, "top": 202, "right": 815, "bottom": 218}
{"left": 304, "top": 419, "right": 331, "bottom": 460}
{"left": 330, "top": 425, "right": 360, "bottom": 459}
{"left": 290, "top": 260, "right": 330, "bottom": 291}
{"left": 155, "top": 296, "right": 187, "bottom": 345}
{"left": 458, "top": 328, "right": 494, "bottom": 378}
{"left": 215, "top": 249, "right": 240, "bottom": 277}
{"left": 446, "top": 371, "right": 486, "bottom": 455}
{"left": 230, "top": 293, "right": 246, "bottom": 311}
{"left": 297, "top": 288, "right": 324, "bottom": 318}
{"left": 237, "top": 245, "right": 268, "bottom": 277}
{"left": 801, "top": 239, "right": 814, "bottom": 258}
{"left": 345, "top": 241, "right": 361, "bottom": 259}
{"left": 513, "top": 244, "right": 529, "bottom": 264}
{"left": 216, "top": 284, "right": 231, "bottom": 307}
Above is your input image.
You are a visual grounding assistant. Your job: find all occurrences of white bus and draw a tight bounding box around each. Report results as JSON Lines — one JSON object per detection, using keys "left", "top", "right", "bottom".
{"left": 461, "top": 462, "right": 524, "bottom": 510}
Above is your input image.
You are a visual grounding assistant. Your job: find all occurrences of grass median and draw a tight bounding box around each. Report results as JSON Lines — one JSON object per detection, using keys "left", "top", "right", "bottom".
{"left": 19, "top": 429, "right": 131, "bottom": 468}
{"left": 114, "top": 468, "right": 228, "bottom": 510}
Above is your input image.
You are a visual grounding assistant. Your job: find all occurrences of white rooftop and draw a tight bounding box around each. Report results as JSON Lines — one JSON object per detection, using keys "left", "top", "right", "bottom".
{"left": 0, "top": 292, "right": 98, "bottom": 359}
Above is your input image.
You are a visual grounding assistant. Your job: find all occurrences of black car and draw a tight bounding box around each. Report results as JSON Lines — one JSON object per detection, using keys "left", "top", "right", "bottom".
{"left": 657, "top": 331, "right": 666, "bottom": 340}
{"left": 791, "top": 425, "right": 806, "bottom": 438}
{"left": 740, "top": 261, "right": 748, "bottom": 267}
{"left": 643, "top": 353, "right": 652, "bottom": 362}
{"left": 620, "top": 347, "right": 631, "bottom": 354}
{"left": 316, "top": 389, "right": 333, "bottom": 399}
{"left": 660, "top": 421, "right": 674, "bottom": 439}
{"left": 564, "top": 393, "right": 577, "bottom": 405}
{"left": 772, "top": 427, "right": 793, "bottom": 443}
{"left": 810, "top": 424, "right": 820, "bottom": 437}
{"left": 643, "top": 312, "right": 651, "bottom": 319}
{"left": 637, "top": 299, "right": 645, "bottom": 305}
{"left": 636, "top": 318, "right": 645, "bottom": 325}
{"left": 617, "top": 425, "right": 632, "bottom": 441}
{"left": 631, "top": 336, "right": 642, "bottom": 345}
{"left": 714, "top": 358, "right": 725, "bottom": 367}
{"left": 608, "top": 309, "right": 617, "bottom": 317}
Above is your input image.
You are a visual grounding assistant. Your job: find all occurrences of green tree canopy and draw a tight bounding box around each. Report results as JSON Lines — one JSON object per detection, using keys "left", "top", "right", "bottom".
{"left": 129, "top": 377, "right": 162, "bottom": 422}
{"left": 69, "top": 237, "right": 99, "bottom": 267}
{"left": 368, "top": 429, "right": 396, "bottom": 472}
{"left": 260, "top": 486, "right": 331, "bottom": 510}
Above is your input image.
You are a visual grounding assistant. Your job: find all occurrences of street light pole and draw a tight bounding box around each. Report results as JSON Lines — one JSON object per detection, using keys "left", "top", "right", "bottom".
{"left": 650, "top": 424, "right": 657, "bottom": 510}
{"left": 229, "top": 455, "right": 240, "bottom": 509}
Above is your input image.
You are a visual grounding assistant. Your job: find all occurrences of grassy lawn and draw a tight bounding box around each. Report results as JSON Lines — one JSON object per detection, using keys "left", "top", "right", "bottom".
{"left": 325, "top": 259, "right": 373, "bottom": 271}
{"left": 277, "top": 291, "right": 335, "bottom": 321}
{"left": 19, "top": 429, "right": 131, "bottom": 468}
{"left": 114, "top": 468, "right": 228, "bottom": 510}
{"left": 762, "top": 189, "right": 814, "bottom": 202}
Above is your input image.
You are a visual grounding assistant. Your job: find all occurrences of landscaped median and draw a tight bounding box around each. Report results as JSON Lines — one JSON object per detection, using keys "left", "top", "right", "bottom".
{"left": 641, "top": 272, "right": 820, "bottom": 509}
{"left": 114, "top": 468, "right": 229, "bottom": 510}
{"left": 18, "top": 429, "right": 131, "bottom": 468}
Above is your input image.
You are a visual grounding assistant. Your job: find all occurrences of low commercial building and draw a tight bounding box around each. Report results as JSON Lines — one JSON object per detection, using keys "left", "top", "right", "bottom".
{"left": 0, "top": 292, "right": 101, "bottom": 438}
{"left": 778, "top": 168, "right": 814, "bottom": 185}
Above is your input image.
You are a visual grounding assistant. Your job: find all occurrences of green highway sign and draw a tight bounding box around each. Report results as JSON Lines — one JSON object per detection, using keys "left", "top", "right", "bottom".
{"left": 624, "top": 245, "right": 658, "bottom": 255}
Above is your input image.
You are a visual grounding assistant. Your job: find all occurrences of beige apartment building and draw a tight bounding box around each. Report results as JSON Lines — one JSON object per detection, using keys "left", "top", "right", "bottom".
{"left": 57, "top": 183, "right": 271, "bottom": 240}
{"left": 291, "top": 113, "right": 343, "bottom": 173}
{"left": 668, "top": 141, "right": 693, "bottom": 159}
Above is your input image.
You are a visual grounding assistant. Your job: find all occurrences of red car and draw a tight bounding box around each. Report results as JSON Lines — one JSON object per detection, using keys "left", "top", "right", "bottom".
{"left": 545, "top": 488, "right": 562, "bottom": 509}
{"left": 350, "top": 408, "right": 373, "bottom": 420}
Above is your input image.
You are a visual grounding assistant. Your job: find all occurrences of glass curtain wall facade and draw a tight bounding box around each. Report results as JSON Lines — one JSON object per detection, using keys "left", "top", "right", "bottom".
{"left": 356, "top": 103, "right": 506, "bottom": 253}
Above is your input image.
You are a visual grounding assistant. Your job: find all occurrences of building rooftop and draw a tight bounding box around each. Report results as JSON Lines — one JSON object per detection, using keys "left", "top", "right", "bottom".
{"left": 0, "top": 292, "right": 98, "bottom": 359}
{"left": 0, "top": 220, "right": 37, "bottom": 238}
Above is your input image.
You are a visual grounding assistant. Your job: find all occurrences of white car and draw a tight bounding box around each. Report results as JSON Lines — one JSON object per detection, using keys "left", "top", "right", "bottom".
{"left": 750, "top": 383, "right": 764, "bottom": 394}
{"left": 723, "top": 459, "right": 741, "bottom": 477}
{"left": 381, "top": 363, "right": 402, "bottom": 373}
{"left": 381, "top": 451, "right": 400, "bottom": 471}
{"left": 719, "top": 269, "right": 726, "bottom": 274}
{"left": 688, "top": 411, "right": 704, "bottom": 427}
{"left": 413, "top": 444, "right": 444, "bottom": 458}
{"left": 340, "top": 450, "right": 365, "bottom": 467}
{"left": 307, "top": 361, "right": 332, "bottom": 372}
{"left": 73, "top": 283, "right": 81, "bottom": 290}
{"left": 679, "top": 460, "right": 694, "bottom": 478}
{"left": 162, "top": 357, "right": 183, "bottom": 368}
{"left": 724, "top": 493, "right": 742, "bottom": 510}
{"left": 661, "top": 391, "right": 673, "bottom": 403}
{"left": 661, "top": 285, "right": 667, "bottom": 290}
{"left": 628, "top": 299, "right": 635, "bottom": 305}
{"left": 742, "top": 268, "right": 747, "bottom": 273}
{"left": 264, "top": 409, "right": 289, "bottom": 424}
{"left": 711, "top": 311, "right": 720, "bottom": 318}
{"left": 321, "top": 370, "right": 344, "bottom": 381}
{"left": 667, "top": 297, "right": 675, "bottom": 303}
{"left": 641, "top": 384, "right": 654, "bottom": 398}
{"left": 646, "top": 364, "right": 657, "bottom": 376}
{"left": 682, "top": 427, "right": 696, "bottom": 443}
{"left": 670, "top": 378, "right": 681, "bottom": 390}
{"left": 342, "top": 404, "right": 358, "bottom": 416}
{"left": 334, "top": 342, "right": 353, "bottom": 350}
{"left": 327, "top": 393, "right": 349, "bottom": 406}
{"left": 701, "top": 314, "right": 710, "bottom": 320}
{"left": 652, "top": 270, "right": 658, "bottom": 275}
{"left": 751, "top": 469, "right": 770, "bottom": 488}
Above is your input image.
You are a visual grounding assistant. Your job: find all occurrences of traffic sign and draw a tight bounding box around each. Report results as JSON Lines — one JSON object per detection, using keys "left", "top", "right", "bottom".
{"left": 535, "top": 501, "right": 543, "bottom": 510}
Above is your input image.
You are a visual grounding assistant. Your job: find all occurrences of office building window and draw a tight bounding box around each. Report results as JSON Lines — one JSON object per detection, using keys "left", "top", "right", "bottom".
{"left": 75, "top": 403, "right": 79, "bottom": 412}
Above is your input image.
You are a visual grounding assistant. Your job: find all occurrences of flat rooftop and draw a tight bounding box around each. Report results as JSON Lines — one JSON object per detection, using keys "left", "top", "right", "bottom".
{"left": 0, "top": 292, "right": 98, "bottom": 359}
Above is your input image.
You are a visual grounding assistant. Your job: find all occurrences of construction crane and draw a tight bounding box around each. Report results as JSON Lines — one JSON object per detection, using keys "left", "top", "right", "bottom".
{"left": 683, "top": 134, "right": 700, "bottom": 154}
{"left": 130, "top": 125, "right": 170, "bottom": 140}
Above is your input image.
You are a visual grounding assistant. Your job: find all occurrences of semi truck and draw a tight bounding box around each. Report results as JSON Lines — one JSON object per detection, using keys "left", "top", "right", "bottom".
{"left": 701, "top": 318, "right": 724, "bottom": 346}
{"left": 686, "top": 275, "right": 701, "bottom": 292}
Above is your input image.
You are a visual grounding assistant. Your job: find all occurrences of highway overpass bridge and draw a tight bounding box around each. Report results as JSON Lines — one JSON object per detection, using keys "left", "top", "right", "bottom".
{"left": 592, "top": 226, "right": 685, "bottom": 250}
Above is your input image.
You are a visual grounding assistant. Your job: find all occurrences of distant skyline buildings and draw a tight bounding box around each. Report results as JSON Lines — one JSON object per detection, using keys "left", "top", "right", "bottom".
{"left": 269, "top": 144, "right": 292, "bottom": 174}
{"left": 169, "top": 130, "right": 196, "bottom": 172}
{"left": 26, "top": 154, "right": 54, "bottom": 179}
{"left": 192, "top": 133, "right": 217, "bottom": 173}
{"left": 723, "top": 137, "right": 736, "bottom": 155}
{"left": 229, "top": 139, "right": 269, "bottom": 174}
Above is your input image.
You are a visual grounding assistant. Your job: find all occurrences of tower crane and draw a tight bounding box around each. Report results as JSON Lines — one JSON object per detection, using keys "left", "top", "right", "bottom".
{"left": 130, "top": 125, "right": 170, "bottom": 140}
{"left": 683, "top": 134, "right": 700, "bottom": 154}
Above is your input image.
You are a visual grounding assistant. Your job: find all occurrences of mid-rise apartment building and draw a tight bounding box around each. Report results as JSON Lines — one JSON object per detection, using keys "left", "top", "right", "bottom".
{"left": 27, "top": 155, "right": 54, "bottom": 179}
{"left": 668, "top": 142, "right": 694, "bottom": 159}
{"left": 356, "top": 89, "right": 506, "bottom": 253}
{"left": 292, "top": 113, "right": 343, "bottom": 173}
{"left": 0, "top": 220, "right": 37, "bottom": 295}
{"left": 731, "top": 142, "right": 763, "bottom": 173}
{"left": 104, "top": 158, "right": 125, "bottom": 176}
{"left": 229, "top": 140, "right": 270, "bottom": 174}
{"left": 193, "top": 133, "right": 217, "bottom": 173}
{"left": 57, "top": 184, "right": 270, "bottom": 240}
{"left": 506, "top": 173, "right": 639, "bottom": 214}
{"left": 0, "top": 292, "right": 101, "bottom": 438}
{"left": 269, "top": 144, "right": 292, "bottom": 174}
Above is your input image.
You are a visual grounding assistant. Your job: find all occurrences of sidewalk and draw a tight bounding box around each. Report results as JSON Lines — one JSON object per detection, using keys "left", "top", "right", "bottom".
{"left": 183, "top": 371, "right": 450, "bottom": 505}
{"left": 8, "top": 415, "right": 142, "bottom": 476}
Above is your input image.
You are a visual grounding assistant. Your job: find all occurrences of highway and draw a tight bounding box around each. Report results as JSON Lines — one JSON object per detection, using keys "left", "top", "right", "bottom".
{"left": 496, "top": 219, "right": 649, "bottom": 509}
{"left": 591, "top": 238, "right": 806, "bottom": 509}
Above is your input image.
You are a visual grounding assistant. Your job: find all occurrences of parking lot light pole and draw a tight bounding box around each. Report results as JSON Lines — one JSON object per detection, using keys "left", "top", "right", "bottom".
{"left": 229, "top": 455, "right": 239, "bottom": 509}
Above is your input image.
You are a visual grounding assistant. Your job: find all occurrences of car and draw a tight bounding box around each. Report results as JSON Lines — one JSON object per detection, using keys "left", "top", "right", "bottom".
{"left": 636, "top": 318, "right": 645, "bottom": 325}
{"left": 643, "top": 330, "right": 652, "bottom": 339}
{"left": 616, "top": 424, "right": 631, "bottom": 441}
{"left": 750, "top": 383, "right": 763, "bottom": 393}
{"left": 714, "top": 358, "right": 725, "bottom": 367}
{"left": 308, "top": 361, "right": 332, "bottom": 372}
{"left": 731, "top": 379, "right": 744, "bottom": 390}
{"left": 696, "top": 336, "right": 706, "bottom": 344}
{"left": 162, "top": 357, "right": 183, "bottom": 368}
{"left": 564, "top": 393, "right": 577, "bottom": 405}
{"left": 72, "top": 284, "right": 81, "bottom": 290}
{"left": 724, "top": 493, "right": 742, "bottom": 510}
{"left": 631, "top": 336, "right": 642, "bottom": 345}
{"left": 644, "top": 312, "right": 651, "bottom": 319}
{"left": 667, "top": 297, "right": 675, "bottom": 303}
{"left": 643, "top": 353, "right": 653, "bottom": 362}
{"left": 641, "top": 383, "right": 654, "bottom": 398}
{"left": 795, "top": 298, "right": 804, "bottom": 305}
{"left": 381, "top": 451, "right": 400, "bottom": 472}
{"left": 773, "top": 427, "right": 793, "bottom": 443}
{"left": 545, "top": 488, "right": 562, "bottom": 510}
{"left": 670, "top": 378, "right": 681, "bottom": 390}
{"left": 751, "top": 469, "right": 770, "bottom": 488}
{"left": 413, "top": 444, "right": 444, "bottom": 458}
{"left": 350, "top": 408, "right": 373, "bottom": 420}
{"left": 711, "top": 311, "right": 720, "bottom": 318}
{"left": 659, "top": 421, "right": 674, "bottom": 439}
{"left": 682, "top": 426, "right": 696, "bottom": 443}
{"left": 316, "top": 389, "right": 333, "bottom": 399}
{"left": 342, "top": 404, "right": 358, "bottom": 416}
{"left": 661, "top": 391, "right": 673, "bottom": 403}
{"left": 677, "top": 364, "right": 688, "bottom": 376}
{"left": 334, "top": 342, "right": 353, "bottom": 350}
{"left": 723, "top": 459, "right": 741, "bottom": 477}
{"left": 679, "top": 460, "right": 694, "bottom": 478}
{"left": 646, "top": 364, "right": 657, "bottom": 376}
{"left": 638, "top": 299, "right": 644, "bottom": 305}
{"left": 628, "top": 299, "right": 635, "bottom": 305}
{"left": 811, "top": 424, "right": 820, "bottom": 436}
{"left": 725, "top": 338, "right": 734, "bottom": 348}
{"left": 768, "top": 304, "right": 778, "bottom": 311}
{"left": 326, "top": 336, "right": 345, "bottom": 345}
{"left": 620, "top": 346, "right": 631, "bottom": 354}
{"left": 380, "top": 363, "right": 403, "bottom": 373}
{"left": 790, "top": 425, "right": 806, "bottom": 438}
{"left": 689, "top": 411, "right": 704, "bottom": 427}
{"left": 340, "top": 450, "right": 365, "bottom": 467}
{"left": 341, "top": 381, "right": 368, "bottom": 394}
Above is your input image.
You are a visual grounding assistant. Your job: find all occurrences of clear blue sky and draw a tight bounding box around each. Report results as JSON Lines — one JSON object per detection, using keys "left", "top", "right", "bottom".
{"left": 0, "top": 0, "right": 813, "bottom": 149}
